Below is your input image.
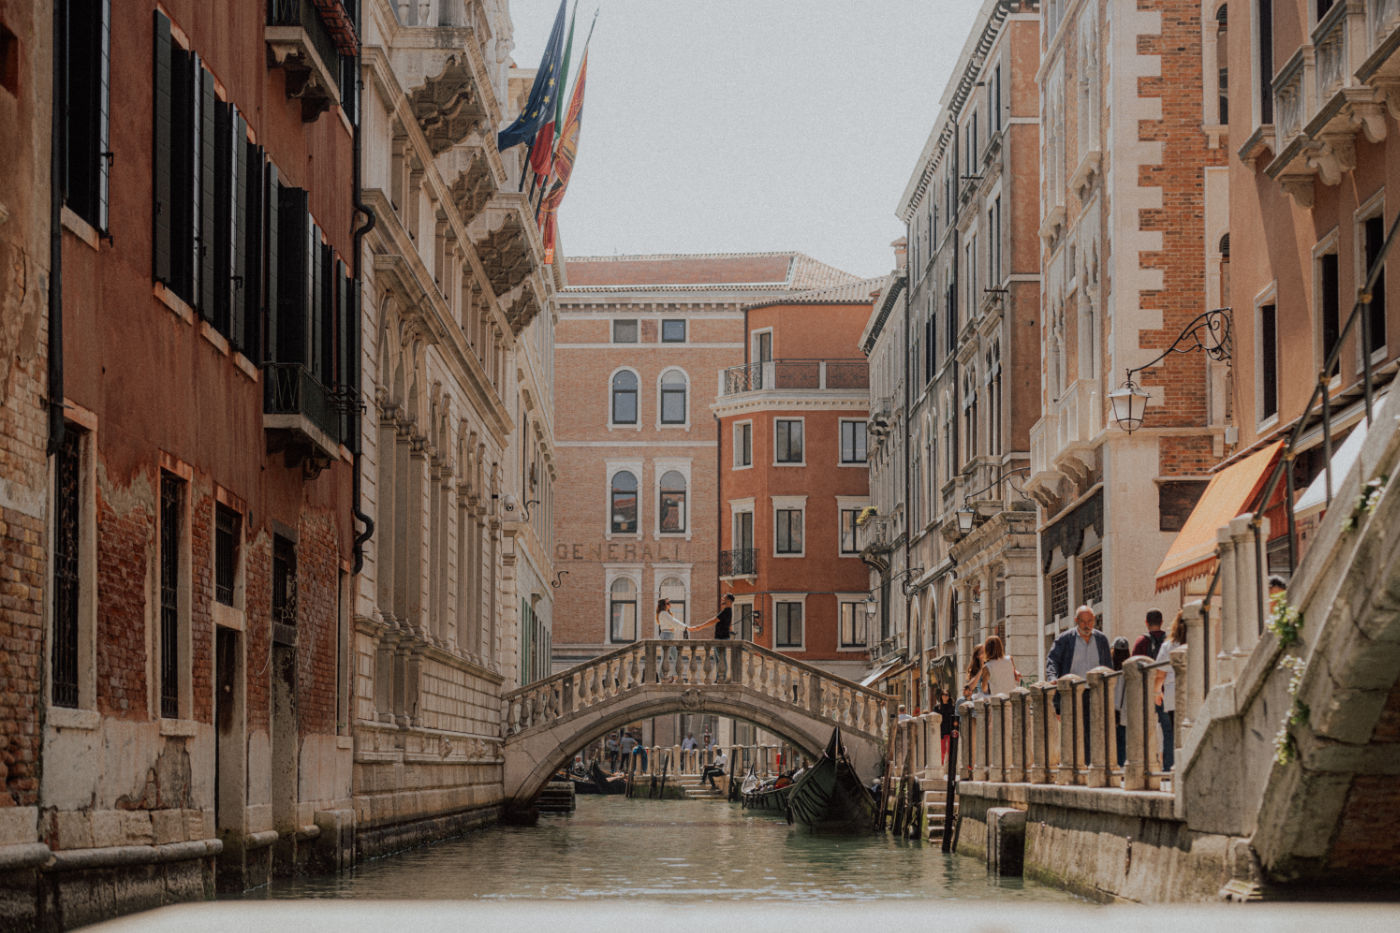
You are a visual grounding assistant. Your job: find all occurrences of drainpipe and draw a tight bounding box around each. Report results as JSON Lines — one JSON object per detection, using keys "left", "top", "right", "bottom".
{"left": 901, "top": 259, "right": 913, "bottom": 681}
{"left": 47, "top": 6, "right": 65, "bottom": 455}
{"left": 350, "top": 1, "right": 376, "bottom": 573}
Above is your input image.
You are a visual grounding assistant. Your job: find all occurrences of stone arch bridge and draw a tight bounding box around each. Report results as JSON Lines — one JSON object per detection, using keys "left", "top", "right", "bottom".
{"left": 500, "top": 640, "right": 891, "bottom": 805}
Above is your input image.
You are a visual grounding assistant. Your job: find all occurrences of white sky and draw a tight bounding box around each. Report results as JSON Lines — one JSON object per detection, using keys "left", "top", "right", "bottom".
{"left": 505, "top": 0, "right": 984, "bottom": 279}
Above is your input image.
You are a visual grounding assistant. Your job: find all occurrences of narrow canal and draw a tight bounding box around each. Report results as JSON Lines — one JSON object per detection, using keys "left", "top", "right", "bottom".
{"left": 251, "top": 796, "right": 1080, "bottom": 903}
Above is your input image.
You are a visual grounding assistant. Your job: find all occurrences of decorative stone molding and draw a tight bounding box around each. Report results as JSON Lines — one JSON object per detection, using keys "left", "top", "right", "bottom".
{"left": 1278, "top": 173, "right": 1316, "bottom": 209}
{"left": 409, "top": 55, "right": 488, "bottom": 155}
{"left": 265, "top": 26, "right": 341, "bottom": 122}
{"left": 1303, "top": 134, "right": 1355, "bottom": 186}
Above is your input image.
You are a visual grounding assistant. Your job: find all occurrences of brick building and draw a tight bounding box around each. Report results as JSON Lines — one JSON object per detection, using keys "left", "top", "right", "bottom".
{"left": 713, "top": 281, "right": 883, "bottom": 683}
{"left": 350, "top": 0, "right": 558, "bottom": 853}
{"left": 1020, "top": 0, "right": 1230, "bottom": 669}
{"left": 886, "top": 0, "right": 1043, "bottom": 706}
{"left": 551, "top": 253, "right": 857, "bottom": 744}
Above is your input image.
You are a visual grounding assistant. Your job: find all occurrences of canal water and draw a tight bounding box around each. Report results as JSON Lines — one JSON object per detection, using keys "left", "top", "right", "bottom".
{"left": 253, "top": 796, "right": 1080, "bottom": 903}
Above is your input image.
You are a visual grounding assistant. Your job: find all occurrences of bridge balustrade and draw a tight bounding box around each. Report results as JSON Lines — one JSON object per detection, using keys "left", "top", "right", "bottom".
{"left": 502, "top": 638, "right": 889, "bottom": 741}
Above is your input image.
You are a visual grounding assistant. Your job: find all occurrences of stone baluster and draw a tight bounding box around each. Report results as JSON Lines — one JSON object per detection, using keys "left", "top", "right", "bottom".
{"left": 1007, "top": 687, "right": 1029, "bottom": 783}
{"left": 972, "top": 697, "right": 990, "bottom": 781}
{"left": 1085, "top": 667, "right": 1113, "bottom": 788}
{"left": 1216, "top": 521, "right": 1240, "bottom": 683}
{"left": 1169, "top": 642, "right": 1188, "bottom": 772}
{"left": 987, "top": 695, "right": 1005, "bottom": 782}
{"left": 1181, "top": 600, "right": 1206, "bottom": 734}
{"left": 1121, "top": 656, "right": 1161, "bottom": 790}
{"left": 1055, "top": 676, "right": 1084, "bottom": 786}
{"left": 644, "top": 641, "right": 657, "bottom": 684}
{"left": 808, "top": 675, "right": 822, "bottom": 717}
{"left": 1239, "top": 514, "right": 1268, "bottom": 663}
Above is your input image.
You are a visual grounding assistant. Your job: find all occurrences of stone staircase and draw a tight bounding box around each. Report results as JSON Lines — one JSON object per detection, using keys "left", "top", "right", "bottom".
{"left": 672, "top": 775, "right": 729, "bottom": 799}
{"left": 921, "top": 772, "right": 956, "bottom": 844}
{"left": 535, "top": 780, "right": 575, "bottom": 813}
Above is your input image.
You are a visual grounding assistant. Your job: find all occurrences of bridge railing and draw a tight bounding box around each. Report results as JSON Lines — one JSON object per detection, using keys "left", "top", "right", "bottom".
{"left": 502, "top": 638, "right": 890, "bottom": 740}
{"left": 598, "top": 742, "right": 812, "bottom": 779}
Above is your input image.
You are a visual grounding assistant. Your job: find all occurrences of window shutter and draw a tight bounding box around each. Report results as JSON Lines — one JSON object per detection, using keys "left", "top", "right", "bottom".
{"left": 198, "top": 67, "right": 217, "bottom": 320}
{"left": 213, "top": 101, "right": 235, "bottom": 337}
{"left": 275, "top": 184, "right": 309, "bottom": 365}
{"left": 169, "top": 47, "right": 196, "bottom": 300}
{"left": 152, "top": 11, "right": 173, "bottom": 284}
{"left": 263, "top": 162, "right": 280, "bottom": 363}
{"left": 230, "top": 115, "right": 249, "bottom": 352}
{"left": 97, "top": 0, "right": 111, "bottom": 232}
{"left": 309, "top": 227, "right": 323, "bottom": 381}
{"left": 337, "top": 260, "right": 352, "bottom": 391}
{"left": 319, "top": 242, "right": 336, "bottom": 385}
{"left": 241, "top": 143, "right": 264, "bottom": 360}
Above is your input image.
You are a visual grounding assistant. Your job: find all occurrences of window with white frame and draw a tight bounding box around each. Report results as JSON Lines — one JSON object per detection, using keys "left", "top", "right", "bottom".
{"left": 774, "top": 496, "right": 805, "bottom": 556}
{"left": 839, "top": 600, "right": 867, "bottom": 649}
{"left": 839, "top": 419, "right": 867, "bottom": 464}
{"left": 661, "top": 319, "right": 686, "bottom": 343}
{"left": 609, "top": 577, "right": 638, "bottom": 642}
{"left": 613, "top": 319, "right": 638, "bottom": 343}
{"left": 734, "top": 421, "right": 752, "bottom": 468}
{"left": 1315, "top": 233, "right": 1341, "bottom": 378}
{"left": 838, "top": 507, "right": 861, "bottom": 555}
{"left": 611, "top": 369, "right": 638, "bottom": 425}
{"left": 775, "top": 600, "right": 804, "bottom": 649}
{"left": 775, "top": 418, "right": 804, "bottom": 464}
{"left": 1257, "top": 296, "right": 1279, "bottom": 422}
{"left": 658, "top": 470, "right": 686, "bottom": 534}
{"left": 659, "top": 369, "right": 688, "bottom": 425}
{"left": 610, "top": 470, "right": 638, "bottom": 534}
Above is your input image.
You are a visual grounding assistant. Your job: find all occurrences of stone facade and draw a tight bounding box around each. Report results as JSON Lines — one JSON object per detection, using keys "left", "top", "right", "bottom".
{"left": 351, "top": 0, "right": 557, "bottom": 855}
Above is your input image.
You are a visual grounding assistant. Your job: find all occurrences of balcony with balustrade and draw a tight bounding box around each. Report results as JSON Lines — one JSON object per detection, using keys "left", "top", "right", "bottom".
{"left": 717, "top": 359, "right": 870, "bottom": 399}
{"left": 1266, "top": 2, "right": 1397, "bottom": 206}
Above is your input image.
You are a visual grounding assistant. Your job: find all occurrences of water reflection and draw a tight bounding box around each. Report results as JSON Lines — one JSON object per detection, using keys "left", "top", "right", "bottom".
{"left": 251, "top": 797, "right": 1077, "bottom": 904}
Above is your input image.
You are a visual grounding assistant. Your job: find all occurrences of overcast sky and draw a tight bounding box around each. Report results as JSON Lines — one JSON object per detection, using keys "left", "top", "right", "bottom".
{"left": 504, "top": 0, "right": 984, "bottom": 279}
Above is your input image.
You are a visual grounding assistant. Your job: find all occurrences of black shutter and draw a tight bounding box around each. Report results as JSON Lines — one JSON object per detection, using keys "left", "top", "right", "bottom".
{"left": 97, "top": 0, "right": 111, "bottom": 232}
{"left": 241, "top": 143, "right": 264, "bottom": 360}
{"left": 152, "top": 11, "right": 173, "bottom": 284}
{"left": 309, "top": 225, "right": 323, "bottom": 380}
{"left": 198, "top": 67, "right": 217, "bottom": 319}
{"left": 319, "top": 241, "right": 335, "bottom": 385}
{"left": 230, "top": 115, "right": 249, "bottom": 351}
{"left": 169, "top": 47, "right": 196, "bottom": 301}
{"left": 213, "top": 100, "right": 235, "bottom": 336}
{"left": 336, "top": 260, "right": 352, "bottom": 391}
{"left": 275, "top": 184, "right": 309, "bottom": 365}
{"left": 263, "top": 162, "right": 280, "bottom": 363}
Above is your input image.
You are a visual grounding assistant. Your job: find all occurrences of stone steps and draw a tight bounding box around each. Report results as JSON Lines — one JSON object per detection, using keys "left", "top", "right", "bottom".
{"left": 536, "top": 781, "right": 576, "bottom": 813}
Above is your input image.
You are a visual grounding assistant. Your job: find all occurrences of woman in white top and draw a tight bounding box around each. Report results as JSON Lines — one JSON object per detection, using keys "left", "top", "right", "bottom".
{"left": 655, "top": 598, "right": 683, "bottom": 680}
{"left": 978, "top": 635, "right": 1021, "bottom": 697}
{"left": 1153, "top": 610, "right": 1187, "bottom": 773}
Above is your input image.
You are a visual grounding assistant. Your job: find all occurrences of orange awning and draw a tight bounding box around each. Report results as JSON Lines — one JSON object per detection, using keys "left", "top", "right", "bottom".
{"left": 1153, "top": 440, "right": 1285, "bottom": 592}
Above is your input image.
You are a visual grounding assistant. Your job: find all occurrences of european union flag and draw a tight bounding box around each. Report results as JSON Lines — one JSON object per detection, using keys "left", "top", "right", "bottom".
{"left": 497, "top": 0, "right": 568, "bottom": 153}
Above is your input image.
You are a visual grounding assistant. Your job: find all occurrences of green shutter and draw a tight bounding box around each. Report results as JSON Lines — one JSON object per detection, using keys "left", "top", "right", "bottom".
{"left": 213, "top": 100, "right": 235, "bottom": 336}
{"left": 97, "top": 0, "right": 111, "bottom": 232}
{"left": 198, "top": 66, "right": 217, "bottom": 320}
{"left": 230, "top": 115, "right": 249, "bottom": 352}
{"left": 152, "top": 11, "right": 172, "bottom": 284}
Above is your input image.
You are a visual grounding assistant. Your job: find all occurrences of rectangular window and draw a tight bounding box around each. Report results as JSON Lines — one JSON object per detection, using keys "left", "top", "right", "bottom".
{"left": 840, "top": 420, "right": 867, "bottom": 464}
{"left": 1319, "top": 250, "right": 1340, "bottom": 377}
{"left": 612, "top": 319, "right": 638, "bottom": 343}
{"left": 51, "top": 426, "right": 84, "bottom": 708}
{"left": 840, "top": 602, "right": 867, "bottom": 649}
{"left": 734, "top": 422, "right": 752, "bottom": 468}
{"left": 659, "top": 486, "right": 686, "bottom": 534}
{"left": 1050, "top": 567, "right": 1070, "bottom": 622}
{"left": 59, "top": 0, "right": 111, "bottom": 231}
{"left": 661, "top": 319, "right": 686, "bottom": 343}
{"left": 775, "top": 419, "right": 804, "bottom": 463}
{"left": 215, "top": 504, "right": 240, "bottom": 606}
{"left": 1363, "top": 213, "right": 1388, "bottom": 354}
{"left": 272, "top": 534, "right": 297, "bottom": 633}
{"left": 775, "top": 508, "right": 803, "bottom": 555}
{"left": 839, "top": 508, "right": 860, "bottom": 555}
{"left": 1081, "top": 549, "right": 1103, "bottom": 606}
{"left": 660, "top": 378, "right": 687, "bottom": 425}
{"left": 609, "top": 593, "right": 637, "bottom": 642}
{"left": 159, "top": 472, "right": 184, "bottom": 718}
{"left": 734, "top": 510, "right": 754, "bottom": 552}
{"left": 776, "top": 602, "right": 803, "bottom": 649}
{"left": 1260, "top": 302, "right": 1279, "bottom": 420}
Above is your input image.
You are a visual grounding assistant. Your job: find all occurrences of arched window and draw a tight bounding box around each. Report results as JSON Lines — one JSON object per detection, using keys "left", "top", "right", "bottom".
{"left": 610, "top": 471, "right": 637, "bottom": 534}
{"left": 660, "top": 370, "right": 687, "bottom": 425}
{"left": 611, "top": 370, "right": 638, "bottom": 425}
{"left": 659, "top": 470, "right": 686, "bottom": 533}
{"left": 609, "top": 577, "right": 637, "bottom": 642}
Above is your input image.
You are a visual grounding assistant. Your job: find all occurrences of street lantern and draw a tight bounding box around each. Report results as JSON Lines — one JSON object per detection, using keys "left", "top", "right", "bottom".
{"left": 1108, "top": 379, "right": 1150, "bottom": 434}
{"left": 864, "top": 596, "right": 878, "bottom": 617}
{"left": 956, "top": 507, "right": 977, "bottom": 536}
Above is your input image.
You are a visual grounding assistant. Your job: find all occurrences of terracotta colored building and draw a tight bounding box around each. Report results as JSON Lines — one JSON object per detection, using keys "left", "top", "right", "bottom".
{"left": 550, "top": 253, "right": 857, "bottom": 672}
{"left": 18, "top": 0, "right": 363, "bottom": 920}
{"left": 713, "top": 282, "right": 882, "bottom": 682}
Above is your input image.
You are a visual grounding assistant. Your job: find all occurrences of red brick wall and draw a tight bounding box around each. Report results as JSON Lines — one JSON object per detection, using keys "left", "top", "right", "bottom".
{"left": 0, "top": 505, "right": 43, "bottom": 807}
{"left": 96, "top": 490, "right": 152, "bottom": 719}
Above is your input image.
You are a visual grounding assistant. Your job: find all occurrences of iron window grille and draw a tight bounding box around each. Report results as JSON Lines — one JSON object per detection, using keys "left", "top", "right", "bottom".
{"left": 52, "top": 426, "right": 83, "bottom": 708}
{"left": 215, "top": 504, "right": 240, "bottom": 606}
{"left": 159, "top": 472, "right": 183, "bottom": 719}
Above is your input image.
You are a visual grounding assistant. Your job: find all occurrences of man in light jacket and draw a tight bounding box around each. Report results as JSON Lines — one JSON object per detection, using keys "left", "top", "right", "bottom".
{"left": 1046, "top": 605, "right": 1113, "bottom": 760}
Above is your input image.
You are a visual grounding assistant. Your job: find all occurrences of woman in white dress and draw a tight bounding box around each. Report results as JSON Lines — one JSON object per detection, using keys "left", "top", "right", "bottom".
{"left": 978, "top": 635, "right": 1022, "bottom": 697}
{"left": 655, "top": 598, "right": 684, "bottom": 681}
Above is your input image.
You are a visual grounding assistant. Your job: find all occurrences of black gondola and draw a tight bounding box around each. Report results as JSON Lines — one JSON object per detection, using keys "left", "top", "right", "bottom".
{"left": 588, "top": 762, "right": 627, "bottom": 795}
{"left": 740, "top": 767, "right": 795, "bottom": 814}
{"left": 784, "top": 727, "right": 876, "bottom": 832}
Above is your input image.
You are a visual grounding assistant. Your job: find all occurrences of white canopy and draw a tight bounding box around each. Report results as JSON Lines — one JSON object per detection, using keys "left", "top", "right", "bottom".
{"left": 1294, "top": 391, "right": 1390, "bottom": 516}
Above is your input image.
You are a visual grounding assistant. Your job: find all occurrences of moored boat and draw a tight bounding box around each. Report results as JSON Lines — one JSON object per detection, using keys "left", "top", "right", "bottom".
{"left": 740, "top": 767, "right": 795, "bottom": 814}
{"left": 785, "top": 727, "right": 876, "bottom": 832}
{"left": 588, "top": 762, "right": 628, "bottom": 795}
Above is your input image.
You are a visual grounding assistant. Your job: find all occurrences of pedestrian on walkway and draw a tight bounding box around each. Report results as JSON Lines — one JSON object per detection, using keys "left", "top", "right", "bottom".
{"left": 681, "top": 733, "right": 696, "bottom": 750}
{"left": 702, "top": 747, "right": 728, "bottom": 790}
{"left": 965, "top": 645, "right": 987, "bottom": 718}
{"left": 655, "top": 598, "right": 683, "bottom": 680}
{"left": 1153, "top": 609, "right": 1188, "bottom": 773}
{"left": 1111, "top": 636, "right": 1131, "bottom": 767}
{"left": 977, "top": 635, "right": 1021, "bottom": 696}
{"left": 1131, "top": 608, "right": 1167, "bottom": 659}
{"left": 933, "top": 689, "right": 957, "bottom": 764}
{"left": 1046, "top": 606, "right": 1112, "bottom": 760}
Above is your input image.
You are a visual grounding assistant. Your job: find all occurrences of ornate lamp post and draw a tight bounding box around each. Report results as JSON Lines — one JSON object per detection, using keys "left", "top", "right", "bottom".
{"left": 1109, "top": 307, "right": 1232, "bottom": 434}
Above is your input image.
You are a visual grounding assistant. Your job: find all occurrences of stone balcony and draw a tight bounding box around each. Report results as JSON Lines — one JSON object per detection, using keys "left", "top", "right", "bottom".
{"left": 1266, "top": 1, "right": 1398, "bottom": 205}
{"left": 1026, "top": 379, "right": 1102, "bottom": 503}
{"left": 717, "top": 359, "right": 870, "bottom": 399}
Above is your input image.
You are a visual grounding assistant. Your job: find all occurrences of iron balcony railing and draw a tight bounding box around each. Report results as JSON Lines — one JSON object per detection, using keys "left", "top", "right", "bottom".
{"left": 263, "top": 362, "right": 341, "bottom": 444}
{"left": 718, "top": 548, "right": 757, "bottom": 577}
{"left": 268, "top": 0, "right": 341, "bottom": 72}
{"left": 720, "top": 359, "right": 870, "bottom": 396}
